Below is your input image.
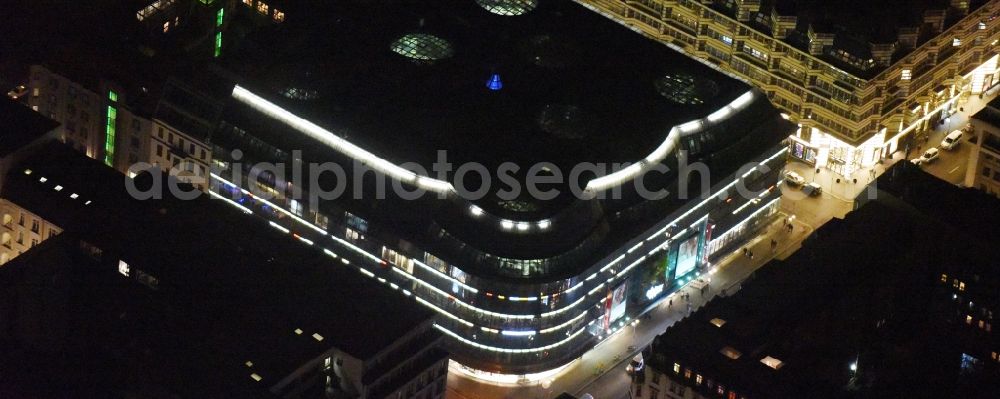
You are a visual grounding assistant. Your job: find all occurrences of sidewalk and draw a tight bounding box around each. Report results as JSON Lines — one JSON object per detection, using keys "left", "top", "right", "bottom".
{"left": 446, "top": 213, "right": 812, "bottom": 399}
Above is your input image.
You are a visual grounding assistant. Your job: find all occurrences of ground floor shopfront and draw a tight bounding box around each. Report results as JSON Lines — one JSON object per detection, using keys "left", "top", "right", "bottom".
{"left": 788, "top": 54, "right": 1000, "bottom": 176}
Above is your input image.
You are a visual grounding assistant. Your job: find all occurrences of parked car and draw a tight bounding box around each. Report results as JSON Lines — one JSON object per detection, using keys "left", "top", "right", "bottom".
{"left": 626, "top": 353, "right": 645, "bottom": 375}
{"left": 940, "top": 130, "right": 963, "bottom": 150}
{"left": 783, "top": 171, "right": 806, "bottom": 186}
{"left": 911, "top": 147, "right": 940, "bottom": 165}
{"left": 802, "top": 182, "right": 822, "bottom": 197}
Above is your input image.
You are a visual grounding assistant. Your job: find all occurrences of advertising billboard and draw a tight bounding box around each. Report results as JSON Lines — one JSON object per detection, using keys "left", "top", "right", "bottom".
{"left": 675, "top": 235, "right": 699, "bottom": 277}
{"left": 604, "top": 283, "right": 628, "bottom": 330}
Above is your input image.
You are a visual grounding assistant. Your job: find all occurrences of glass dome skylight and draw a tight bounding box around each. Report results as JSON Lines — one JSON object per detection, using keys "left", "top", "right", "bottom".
{"left": 391, "top": 33, "right": 454, "bottom": 61}
{"left": 654, "top": 73, "right": 720, "bottom": 105}
{"left": 475, "top": 0, "right": 538, "bottom": 16}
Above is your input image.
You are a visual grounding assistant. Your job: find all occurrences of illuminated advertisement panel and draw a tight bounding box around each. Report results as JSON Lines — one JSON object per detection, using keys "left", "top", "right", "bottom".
{"left": 603, "top": 283, "right": 628, "bottom": 330}
{"left": 675, "top": 235, "right": 699, "bottom": 277}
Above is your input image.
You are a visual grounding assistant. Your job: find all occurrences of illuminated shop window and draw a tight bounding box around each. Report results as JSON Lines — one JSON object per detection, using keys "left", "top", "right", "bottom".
{"left": 390, "top": 33, "right": 454, "bottom": 62}
{"left": 475, "top": 0, "right": 538, "bottom": 16}
{"left": 118, "top": 260, "right": 130, "bottom": 276}
{"left": 654, "top": 73, "right": 719, "bottom": 105}
{"left": 273, "top": 9, "right": 285, "bottom": 22}
{"left": 257, "top": 1, "right": 268, "bottom": 15}
{"left": 953, "top": 38, "right": 962, "bottom": 47}
{"left": 243, "top": 0, "right": 252, "bottom": 6}
{"left": 901, "top": 69, "right": 912, "bottom": 80}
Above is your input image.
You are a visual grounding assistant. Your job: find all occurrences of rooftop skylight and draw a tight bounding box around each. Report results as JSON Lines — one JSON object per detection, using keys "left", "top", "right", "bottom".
{"left": 391, "top": 33, "right": 454, "bottom": 62}
{"left": 476, "top": 0, "right": 538, "bottom": 16}
{"left": 655, "top": 73, "right": 720, "bottom": 105}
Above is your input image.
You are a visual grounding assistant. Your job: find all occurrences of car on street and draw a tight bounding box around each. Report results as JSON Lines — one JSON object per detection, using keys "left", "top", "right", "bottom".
{"left": 802, "top": 182, "right": 822, "bottom": 197}
{"left": 940, "top": 130, "right": 963, "bottom": 150}
{"left": 626, "top": 353, "right": 644, "bottom": 375}
{"left": 910, "top": 147, "right": 940, "bottom": 165}
{"left": 783, "top": 171, "right": 806, "bottom": 186}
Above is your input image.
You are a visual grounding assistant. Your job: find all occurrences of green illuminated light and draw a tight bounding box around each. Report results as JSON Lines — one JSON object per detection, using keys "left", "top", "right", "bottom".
{"left": 214, "top": 32, "right": 222, "bottom": 57}
{"left": 108, "top": 90, "right": 118, "bottom": 102}
{"left": 104, "top": 104, "right": 117, "bottom": 167}
{"left": 216, "top": 8, "right": 224, "bottom": 27}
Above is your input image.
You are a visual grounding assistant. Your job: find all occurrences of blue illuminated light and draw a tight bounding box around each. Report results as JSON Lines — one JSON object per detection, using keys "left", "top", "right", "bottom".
{"left": 486, "top": 73, "right": 503, "bottom": 91}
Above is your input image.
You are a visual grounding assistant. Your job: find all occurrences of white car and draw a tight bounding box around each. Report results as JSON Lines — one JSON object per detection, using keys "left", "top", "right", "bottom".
{"left": 940, "top": 130, "right": 963, "bottom": 150}
{"left": 911, "top": 147, "right": 940, "bottom": 165}
{"left": 626, "top": 353, "right": 644, "bottom": 375}
{"left": 783, "top": 171, "right": 806, "bottom": 186}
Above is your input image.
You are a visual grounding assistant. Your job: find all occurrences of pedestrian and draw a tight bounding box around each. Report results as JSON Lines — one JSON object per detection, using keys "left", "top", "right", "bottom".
{"left": 782, "top": 218, "right": 787, "bottom": 227}
{"left": 748, "top": 250, "right": 754, "bottom": 260}
{"left": 770, "top": 239, "right": 777, "bottom": 252}
{"left": 669, "top": 299, "right": 673, "bottom": 308}
{"left": 787, "top": 224, "right": 793, "bottom": 233}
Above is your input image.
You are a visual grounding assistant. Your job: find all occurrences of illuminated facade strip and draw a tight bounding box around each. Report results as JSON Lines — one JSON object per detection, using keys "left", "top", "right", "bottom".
{"left": 584, "top": 91, "right": 756, "bottom": 193}
{"left": 433, "top": 324, "right": 587, "bottom": 354}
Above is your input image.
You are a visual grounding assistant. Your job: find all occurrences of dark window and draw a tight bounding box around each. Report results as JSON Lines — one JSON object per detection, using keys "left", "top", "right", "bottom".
{"left": 156, "top": 145, "right": 163, "bottom": 157}
{"left": 31, "top": 220, "right": 39, "bottom": 233}
{"left": 983, "top": 167, "right": 991, "bottom": 177}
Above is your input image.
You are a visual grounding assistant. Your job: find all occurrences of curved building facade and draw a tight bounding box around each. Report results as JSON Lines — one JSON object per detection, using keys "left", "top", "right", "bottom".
{"left": 201, "top": 0, "right": 794, "bottom": 376}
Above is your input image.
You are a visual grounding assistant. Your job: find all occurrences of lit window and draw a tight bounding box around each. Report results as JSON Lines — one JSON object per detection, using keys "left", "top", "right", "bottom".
{"left": 118, "top": 260, "right": 130, "bottom": 276}
{"left": 243, "top": 0, "right": 252, "bottom": 6}
{"left": 163, "top": 21, "right": 170, "bottom": 33}
{"left": 710, "top": 318, "right": 727, "bottom": 327}
{"left": 257, "top": 1, "right": 268, "bottom": 15}
{"left": 673, "top": 363, "right": 680, "bottom": 374}
{"left": 901, "top": 69, "right": 912, "bottom": 81}
{"left": 980, "top": 22, "right": 987, "bottom": 30}
{"left": 391, "top": 33, "right": 455, "bottom": 62}
{"left": 979, "top": 320, "right": 985, "bottom": 329}
{"left": 953, "top": 38, "right": 961, "bottom": 47}
{"left": 940, "top": 273, "right": 947, "bottom": 283}
{"left": 684, "top": 369, "right": 692, "bottom": 379}
{"left": 475, "top": 0, "right": 538, "bottom": 16}
{"left": 966, "top": 315, "right": 973, "bottom": 324}
{"left": 959, "top": 282, "right": 966, "bottom": 291}
{"left": 273, "top": 9, "right": 285, "bottom": 22}
{"left": 695, "top": 374, "right": 703, "bottom": 385}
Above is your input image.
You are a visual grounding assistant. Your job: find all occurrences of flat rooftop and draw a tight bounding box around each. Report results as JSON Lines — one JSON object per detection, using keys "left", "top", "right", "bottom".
{"left": 0, "top": 142, "right": 434, "bottom": 368}
{"left": 649, "top": 163, "right": 1000, "bottom": 398}
{"left": 224, "top": 0, "right": 749, "bottom": 172}
{"left": 0, "top": 98, "right": 57, "bottom": 157}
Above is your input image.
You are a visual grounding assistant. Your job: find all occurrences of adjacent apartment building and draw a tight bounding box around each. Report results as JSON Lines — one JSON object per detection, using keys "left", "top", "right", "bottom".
{"left": 0, "top": 98, "right": 61, "bottom": 266}
{"left": 967, "top": 95, "right": 1000, "bottom": 196}
{"left": 581, "top": 0, "right": 1000, "bottom": 176}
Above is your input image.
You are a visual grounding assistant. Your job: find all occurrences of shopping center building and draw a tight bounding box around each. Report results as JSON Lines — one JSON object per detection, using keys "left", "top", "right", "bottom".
{"left": 580, "top": 0, "right": 1000, "bottom": 176}
{"left": 194, "top": 0, "right": 794, "bottom": 377}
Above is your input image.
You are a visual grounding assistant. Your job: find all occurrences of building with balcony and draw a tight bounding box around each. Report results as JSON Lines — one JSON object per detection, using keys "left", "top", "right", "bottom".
{"left": 0, "top": 141, "right": 448, "bottom": 399}
{"left": 199, "top": 0, "right": 795, "bottom": 377}
{"left": 638, "top": 162, "right": 1000, "bottom": 399}
{"left": 0, "top": 98, "right": 62, "bottom": 266}
{"left": 580, "top": 0, "right": 1000, "bottom": 176}
{"left": 967, "top": 95, "right": 1000, "bottom": 196}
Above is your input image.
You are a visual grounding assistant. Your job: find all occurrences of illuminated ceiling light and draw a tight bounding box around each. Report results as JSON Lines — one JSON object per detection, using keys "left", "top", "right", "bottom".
{"left": 469, "top": 205, "right": 484, "bottom": 217}
{"left": 245, "top": 361, "right": 253, "bottom": 367}
{"left": 250, "top": 373, "right": 262, "bottom": 382}
{"left": 23, "top": 169, "right": 32, "bottom": 175}
{"left": 70, "top": 193, "right": 79, "bottom": 199}
{"left": 39, "top": 177, "right": 47, "bottom": 183}
{"left": 294, "top": 328, "right": 303, "bottom": 335}
{"left": 516, "top": 222, "right": 530, "bottom": 231}
{"left": 500, "top": 220, "right": 514, "bottom": 230}
{"left": 312, "top": 333, "right": 324, "bottom": 342}
{"left": 54, "top": 185, "right": 63, "bottom": 191}
{"left": 84, "top": 200, "right": 92, "bottom": 205}
{"left": 537, "top": 219, "right": 551, "bottom": 230}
